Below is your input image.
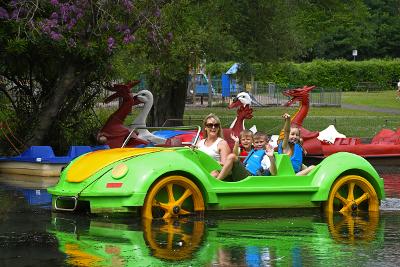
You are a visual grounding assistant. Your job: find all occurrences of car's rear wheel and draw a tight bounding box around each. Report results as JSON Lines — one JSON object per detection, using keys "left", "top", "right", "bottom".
{"left": 325, "top": 211, "right": 379, "bottom": 244}
{"left": 142, "top": 175, "right": 205, "bottom": 219}
{"left": 323, "top": 175, "right": 379, "bottom": 213}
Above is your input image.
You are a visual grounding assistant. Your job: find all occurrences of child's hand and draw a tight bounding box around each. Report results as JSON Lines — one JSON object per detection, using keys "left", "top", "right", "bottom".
{"left": 282, "top": 113, "right": 290, "bottom": 119}
{"left": 265, "top": 144, "right": 274, "bottom": 157}
{"left": 230, "top": 133, "right": 239, "bottom": 143}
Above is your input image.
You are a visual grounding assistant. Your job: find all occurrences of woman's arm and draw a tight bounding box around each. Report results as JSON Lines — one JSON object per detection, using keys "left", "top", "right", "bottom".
{"left": 218, "top": 140, "right": 231, "bottom": 165}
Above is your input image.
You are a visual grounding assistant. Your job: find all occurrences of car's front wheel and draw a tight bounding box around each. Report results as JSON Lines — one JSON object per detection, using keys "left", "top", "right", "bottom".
{"left": 142, "top": 218, "right": 205, "bottom": 260}
{"left": 323, "top": 174, "right": 379, "bottom": 213}
{"left": 142, "top": 175, "right": 205, "bottom": 219}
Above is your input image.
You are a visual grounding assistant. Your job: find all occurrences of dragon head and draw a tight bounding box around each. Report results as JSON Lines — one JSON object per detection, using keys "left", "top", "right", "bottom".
{"left": 104, "top": 80, "right": 141, "bottom": 103}
{"left": 283, "top": 85, "right": 316, "bottom": 107}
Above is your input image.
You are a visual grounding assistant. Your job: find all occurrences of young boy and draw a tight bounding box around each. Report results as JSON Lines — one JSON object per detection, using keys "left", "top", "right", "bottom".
{"left": 231, "top": 129, "right": 253, "bottom": 162}
{"left": 279, "top": 113, "right": 314, "bottom": 175}
{"left": 215, "top": 131, "right": 276, "bottom": 181}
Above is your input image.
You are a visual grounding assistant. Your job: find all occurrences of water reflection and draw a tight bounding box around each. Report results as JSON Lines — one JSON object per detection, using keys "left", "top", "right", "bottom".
{"left": 0, "top": 170, "right": 399, "bottom": 266}
{"left": 0, "top": 173, "right": 56, "bottom": 208}
{"left": 142, "top": 218, "right": 205, "bottom": 261}
{"left": 47, "top": 211, "right": 387, "bottom": 266}
{"left": 325, "top": 211, "right": 380, "bottom": 244}
{"left": 381, "top": 173, "right": 400, "bottom": 199}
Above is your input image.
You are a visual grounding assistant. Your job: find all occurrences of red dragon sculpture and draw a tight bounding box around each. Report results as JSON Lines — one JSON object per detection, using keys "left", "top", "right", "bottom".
{"left": 284, "top": 85, "right": 400, "bottom": 163}
{"left": 98, "top": 88, "right": 255, "bottom": 149}
{"left": 224, "top": 92, "right": 254, "bottom": 148}
{"left": 97, "top": 81, "right": 148, "bottom": 148}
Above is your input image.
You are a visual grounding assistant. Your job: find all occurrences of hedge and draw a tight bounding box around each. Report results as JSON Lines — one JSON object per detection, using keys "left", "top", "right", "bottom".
{"left": 208, "top": 59, "right": 400, "bottom": 91}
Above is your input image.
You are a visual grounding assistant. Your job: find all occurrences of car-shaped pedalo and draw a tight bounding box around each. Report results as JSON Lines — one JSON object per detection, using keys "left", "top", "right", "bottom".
{"left": 48, "top": 133, "right": 385, "bottom": 219}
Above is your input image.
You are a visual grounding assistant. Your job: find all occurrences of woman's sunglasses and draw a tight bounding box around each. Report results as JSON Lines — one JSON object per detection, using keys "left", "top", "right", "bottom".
{"left": 205, "top": 123, "right": 220, "bottom": 128}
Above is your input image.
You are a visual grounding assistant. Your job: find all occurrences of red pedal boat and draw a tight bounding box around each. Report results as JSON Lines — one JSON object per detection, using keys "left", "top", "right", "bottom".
{"left": 283, "top": 85, "right": 400, "bottom": 165}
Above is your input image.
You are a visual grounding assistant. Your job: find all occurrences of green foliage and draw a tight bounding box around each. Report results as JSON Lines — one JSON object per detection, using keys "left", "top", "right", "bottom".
{"left": 209, "top": 59, "right": 400, "bottom": 91}
{"left": 58, "top": 109, "right": 100, "bottom": 153}
{"left": 0, "top": 0, "right": 170, "bottom": 150}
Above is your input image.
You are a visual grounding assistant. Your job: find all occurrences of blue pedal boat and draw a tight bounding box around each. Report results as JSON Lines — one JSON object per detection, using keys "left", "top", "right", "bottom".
{"left": 0, "top": 145, "right": 109, "bottom": 176}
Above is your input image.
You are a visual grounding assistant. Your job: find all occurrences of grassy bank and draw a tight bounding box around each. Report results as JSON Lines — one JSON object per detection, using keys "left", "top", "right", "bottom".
{"left": 182, "top": 91, "right": 400, "bottom": 138}
{"left": 342, "top": 90, "right": 400, "bottom": 109}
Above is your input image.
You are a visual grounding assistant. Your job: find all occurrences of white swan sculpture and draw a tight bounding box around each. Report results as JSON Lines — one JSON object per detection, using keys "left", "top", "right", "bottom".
{"left": 129, "top": 90, "right": 167, "bottom": 144}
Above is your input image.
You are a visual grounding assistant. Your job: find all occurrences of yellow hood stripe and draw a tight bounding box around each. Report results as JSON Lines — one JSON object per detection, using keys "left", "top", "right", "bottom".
{"left": 67, "top": 148, "right": 164, "bottom": 183}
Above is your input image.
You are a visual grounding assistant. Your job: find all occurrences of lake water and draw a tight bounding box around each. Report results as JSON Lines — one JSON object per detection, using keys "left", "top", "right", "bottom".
{"left": 0, "top": 166, "right": 399, "bottom": 267}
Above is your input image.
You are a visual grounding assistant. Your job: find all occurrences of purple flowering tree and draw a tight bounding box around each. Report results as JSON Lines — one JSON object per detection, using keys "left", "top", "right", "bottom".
{"left": 0, "top": 0, "right": 171, "bottom": 150}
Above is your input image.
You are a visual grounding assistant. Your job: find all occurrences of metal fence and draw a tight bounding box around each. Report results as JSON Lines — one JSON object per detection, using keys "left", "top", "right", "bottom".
{"left": 191, "top": 80, "right": 342, "bottom": 107}
{"left": 98, "top": 79, "right": 342, "bottom": 108}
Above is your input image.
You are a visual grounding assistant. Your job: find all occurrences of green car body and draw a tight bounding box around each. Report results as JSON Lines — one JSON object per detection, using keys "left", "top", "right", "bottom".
{"left": 47, "top": 147, "right": 385, "bottom": 214}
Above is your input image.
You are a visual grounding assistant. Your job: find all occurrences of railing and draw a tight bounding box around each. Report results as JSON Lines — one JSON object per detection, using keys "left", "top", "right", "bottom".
{"left": 354, "top": 82, "right": 382, "bottom": 91}
{"left": 189, "top": 80, "right": 342, "bottom": 107}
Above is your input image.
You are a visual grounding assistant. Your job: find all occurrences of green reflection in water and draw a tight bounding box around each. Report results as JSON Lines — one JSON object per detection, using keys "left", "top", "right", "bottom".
{"left": 48, "top": 211, "right": 383, "bottom": 267}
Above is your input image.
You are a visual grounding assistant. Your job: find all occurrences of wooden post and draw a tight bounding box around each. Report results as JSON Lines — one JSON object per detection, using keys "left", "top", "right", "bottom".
{"left": 191, "top": 74, "right": 196, "bottom": 105}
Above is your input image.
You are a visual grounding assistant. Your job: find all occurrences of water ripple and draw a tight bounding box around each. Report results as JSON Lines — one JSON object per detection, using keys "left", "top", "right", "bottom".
{"left": 380, "top": 198, "right": 400, "bottom": 211}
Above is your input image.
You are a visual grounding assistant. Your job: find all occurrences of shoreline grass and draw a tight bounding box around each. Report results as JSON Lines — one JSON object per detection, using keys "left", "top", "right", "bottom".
{"left": 182, "top": 91, "right": 400, "bottom": 138}
{"left": 342, "top": 90, "right": 400, "bottom": 109}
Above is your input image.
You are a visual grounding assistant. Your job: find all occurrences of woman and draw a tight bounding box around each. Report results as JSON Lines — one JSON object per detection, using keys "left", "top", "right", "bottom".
{"left": 196, "top": 113, "right": 231, "bottom": 176}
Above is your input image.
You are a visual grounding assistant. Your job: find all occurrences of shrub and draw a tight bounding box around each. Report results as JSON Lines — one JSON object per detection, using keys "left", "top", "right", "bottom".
{"left": 208, "top": 59, "right": 400, "bottom": 91}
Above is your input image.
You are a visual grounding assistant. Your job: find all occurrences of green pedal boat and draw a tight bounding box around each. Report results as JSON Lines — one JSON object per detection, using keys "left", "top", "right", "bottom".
{"left": 48, "top": 145, "right": 385, "bottom": 219}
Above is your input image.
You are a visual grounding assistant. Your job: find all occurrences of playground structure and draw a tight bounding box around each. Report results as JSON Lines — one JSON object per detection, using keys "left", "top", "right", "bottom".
{"left": 185, "top": 62, "right": 341, "bottom": 107}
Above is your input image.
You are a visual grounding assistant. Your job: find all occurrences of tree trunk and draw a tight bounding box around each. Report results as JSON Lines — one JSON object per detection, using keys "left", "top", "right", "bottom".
{"left": 27, "top": 65, "right": 84, "bottom": 146}
{"left": 149, "top": 78, "right": 187, "bottom": 127}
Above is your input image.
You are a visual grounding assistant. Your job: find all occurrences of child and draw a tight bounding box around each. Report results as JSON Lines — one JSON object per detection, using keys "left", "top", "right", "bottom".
{"left": 231, "top": 129, "right": 253, "bottom": 162}
{"left": 215, "top": 131, "right": 276, "bottom": 181}
{"left": 279, "top": 113, "right": 314, "bottom": 176}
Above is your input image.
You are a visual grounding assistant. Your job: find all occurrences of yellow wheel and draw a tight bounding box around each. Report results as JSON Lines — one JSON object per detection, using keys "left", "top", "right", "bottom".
{"left": 142, "top": 218, "right": 205, "bottom": 260}
{"left": 142, "top": 175, "right": 205, "bottom": 220}
{"left": 325, "top": 212, "right": 379, "bottom": 244}
{"left": 324, "top": 175, "right": 379, "bottom": 214}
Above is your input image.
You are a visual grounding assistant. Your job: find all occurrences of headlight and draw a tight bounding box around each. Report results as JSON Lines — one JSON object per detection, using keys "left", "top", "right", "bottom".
{"left": 111, "top": 163, "right": 128, "bottom": 179}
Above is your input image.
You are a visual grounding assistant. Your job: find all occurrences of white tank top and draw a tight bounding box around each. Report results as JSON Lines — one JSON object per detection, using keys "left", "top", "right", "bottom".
{"left": 197, "top": 138, "right": 223, "bottom": 161}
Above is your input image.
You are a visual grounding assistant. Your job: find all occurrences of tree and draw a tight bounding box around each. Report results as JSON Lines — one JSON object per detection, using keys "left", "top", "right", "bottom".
{"left": 0, "top": 0, "right": 170, "bottom": 152}
{"left": 364, "top": 0, "right": 400, "bottom": 58}
{"left": 293, "top": 0, "right": 375, "bottom": 61}
{"left": 114, "top": 0, "right": 307, "bottom": 127}
{"left": 113, "top": 0, "right": 240, "bottom": 127}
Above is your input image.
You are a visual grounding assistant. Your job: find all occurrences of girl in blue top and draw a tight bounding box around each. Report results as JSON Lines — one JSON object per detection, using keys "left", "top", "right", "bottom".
{"left": 280, "top": 113, "right": 314, "bottom": 175}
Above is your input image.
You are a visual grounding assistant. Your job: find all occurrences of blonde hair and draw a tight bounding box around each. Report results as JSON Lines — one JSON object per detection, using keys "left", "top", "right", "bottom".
{"left": 202, "top": 113, "right": 224, "bottom": 139}
{"left": 240, "top": 129, "right": 253, "bottom": 139}
{"left": 253, "top": 131, "right": 269, "bottom": 142}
